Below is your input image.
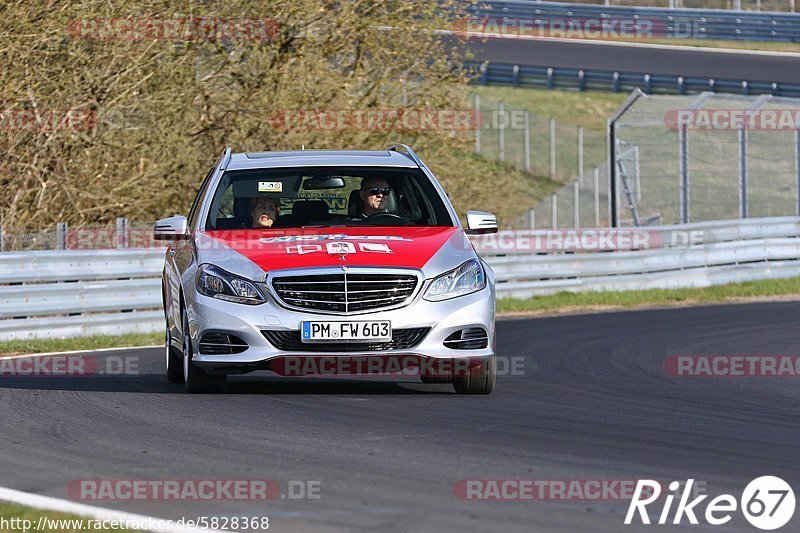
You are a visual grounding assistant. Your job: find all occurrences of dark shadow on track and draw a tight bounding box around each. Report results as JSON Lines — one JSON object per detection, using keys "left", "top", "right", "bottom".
{"left": 0, "top": 374, "right": 455, "bottom": 395}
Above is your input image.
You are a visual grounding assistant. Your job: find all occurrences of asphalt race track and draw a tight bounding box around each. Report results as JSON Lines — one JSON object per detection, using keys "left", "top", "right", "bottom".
{"left": 456, "top": 36, "right": 800, "bottom": 85}
{"left": 1, "top": 302, "right": 800, "bottom": 532}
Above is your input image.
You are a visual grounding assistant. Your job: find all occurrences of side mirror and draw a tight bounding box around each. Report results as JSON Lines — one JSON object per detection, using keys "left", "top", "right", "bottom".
{"left": 153, "top": 215, "right": 189, "bottom": 241}
{"left": 465, "top": 210, "right": 498, "bottom": 234}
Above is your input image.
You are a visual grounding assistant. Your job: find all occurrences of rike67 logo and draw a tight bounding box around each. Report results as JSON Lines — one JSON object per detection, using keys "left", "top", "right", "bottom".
{"left": 626, "top": 477, "right": 795, "bottom": 530}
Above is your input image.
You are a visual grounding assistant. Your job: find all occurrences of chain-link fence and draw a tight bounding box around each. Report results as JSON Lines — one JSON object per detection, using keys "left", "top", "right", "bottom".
{"left": 472, "top": 93, "right": 606, "bottom": 184}
{"left": 471, "top": 93, "right": 612, "bottom": 229}
{"left": 610, "top": 91, "right": 800, "bottom": 226}
{"left": 0, "top": 219, "right": 159, "bottom": 251}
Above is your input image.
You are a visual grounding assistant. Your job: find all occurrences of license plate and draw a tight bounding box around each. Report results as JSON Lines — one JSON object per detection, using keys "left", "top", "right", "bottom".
{"left": 301, "top": 321, "right": 392, "bottom": 343}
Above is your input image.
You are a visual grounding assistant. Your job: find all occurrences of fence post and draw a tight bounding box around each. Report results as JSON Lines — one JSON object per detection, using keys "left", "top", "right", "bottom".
{"left": 593, "top": 166, "right": 601, "bottom": 227}
{"left": 116, "top": 217, "right": 129, "bottom": 248}
{"left": 524, "top": 111, "right": 531, "bottom": 172}
{"left": 549, "top": 118, "right": 557, "bottom": 180}
{"left": 499, "top": 102, "right": 506, "bottom": 162}
{"left": 528, "top": 208, "right": 536, "bottom": 229}
{"left": 551, "top": 193, "right": 558, "bottom": 229}
{"left": 679, "top": 124, "right": 690, "bottom": 224}
{"left": 739, "top": 128, "right": 748, "bottom": 218}
{"left": 573, "top": 180, "right": 580, "bottom": 228}
{"left": 578, "top": 126, "right": 584, "bottom": 184}
{"left": 56, "top": 222, "right": 68, "bottom": 250}
{"left": 474, "top": 94, "right": 481, "bottom": 154}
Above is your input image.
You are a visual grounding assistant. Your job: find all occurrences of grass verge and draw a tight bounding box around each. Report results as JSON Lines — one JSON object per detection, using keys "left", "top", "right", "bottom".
{"left": 497, "top": 277, "right": 800, "bottom": 316}
{"left": 0, "top": 332, "right": 162, "bottom": 357}
{"left": 0, "top": 502, "right": 127, "bottom": 532}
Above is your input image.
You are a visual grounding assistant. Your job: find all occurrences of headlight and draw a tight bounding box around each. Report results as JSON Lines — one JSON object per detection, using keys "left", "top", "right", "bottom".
{"left": 423, "top": 259, "right": 486, "bottom": 302}
{"left": 196, "top": 264, "right": 265, "bottom": 305}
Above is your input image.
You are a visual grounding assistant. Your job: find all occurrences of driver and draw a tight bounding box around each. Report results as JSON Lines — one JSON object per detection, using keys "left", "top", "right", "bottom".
{"left": 250, "top": 197, "right": 281, "bottom": 228}
{"left": 358, "top": 177, "right": 391, "bottom": 217}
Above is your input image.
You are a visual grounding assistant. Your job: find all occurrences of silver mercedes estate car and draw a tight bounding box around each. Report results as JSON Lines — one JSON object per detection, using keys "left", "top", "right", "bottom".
{"left": 155, "top": 145, "right": 499, "bottom": 394}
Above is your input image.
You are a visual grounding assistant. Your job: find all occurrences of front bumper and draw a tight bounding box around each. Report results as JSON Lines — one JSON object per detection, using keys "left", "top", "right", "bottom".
{"left": 184, "top": 281, "right": 495, "bottom": 375}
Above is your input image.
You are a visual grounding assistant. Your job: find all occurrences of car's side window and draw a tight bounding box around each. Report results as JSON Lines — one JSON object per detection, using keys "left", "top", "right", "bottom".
{"left": 187, "top": 167, "right": 215, "bottom": 230}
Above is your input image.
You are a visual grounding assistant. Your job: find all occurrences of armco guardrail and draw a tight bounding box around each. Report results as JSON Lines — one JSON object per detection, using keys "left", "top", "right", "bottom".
{"left": 1, "top": 216, "right": 799, "bottom": 340}
{"left": 475, "top": 217, "right": 800, "bottom": 298}
{"left": 0, "top": 249, "right": 165, "bottom": 341}
{"left": 468, "top": 60, "right": 800, "bottom": 97}
{"left": 472, "top": 1, "right": 800, "bottom": 42}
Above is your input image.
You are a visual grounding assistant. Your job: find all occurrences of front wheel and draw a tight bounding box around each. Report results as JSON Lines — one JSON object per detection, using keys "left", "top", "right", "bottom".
{"left": 182, "top": 313, "right": 227, "bottom": 393}
{"left": 165, "top": 327, "right": 184, "bottom": 383}
{"left": 452, "top": 356, "right": 496, "bottom": 395}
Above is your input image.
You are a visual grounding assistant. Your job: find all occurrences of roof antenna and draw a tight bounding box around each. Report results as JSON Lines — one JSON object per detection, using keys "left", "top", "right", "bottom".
{"left": 301, "top": 144, "right": 305, "bottom": 150}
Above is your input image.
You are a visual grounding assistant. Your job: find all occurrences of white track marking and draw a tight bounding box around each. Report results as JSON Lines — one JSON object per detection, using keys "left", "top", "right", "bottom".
{"left": 0, "top": 485, "right": 216, "bottom": 532}
{"left": 0, "top": 345, "right": 160, "bottom": 359}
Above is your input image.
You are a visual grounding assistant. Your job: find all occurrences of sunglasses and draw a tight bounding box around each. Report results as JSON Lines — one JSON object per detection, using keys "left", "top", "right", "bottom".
{"left": 365, "top": 187, "right": 391, "bottom": 195}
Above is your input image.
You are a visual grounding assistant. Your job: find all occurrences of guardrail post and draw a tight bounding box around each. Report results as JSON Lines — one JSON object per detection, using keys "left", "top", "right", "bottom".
{"left": 709, "top": 79, "right": 717, "bottom": 93}
{"left": 679, "top": 124, "right": 690, "bottom": 223}
{"left": 524, "top": 111, "right": 531, "bottom": 172}
{"left": 742, "top": 81, "right": 750, "bottom": 96}
{"left": 593, "top": 166, "right": 601, "bottom": 227}
{"left": 551, "top": 193, "right": 558, "bottom": 229}
{"left": 474, "top": 94, "right": 481, "bottom": 154}
{"left": 116, "top": 217, "right": 129, "bottom": 248}
{"left": 578, "top": 126, "right": 584, "bottom": 184}
{"left": 547, "top": 67, "right": 555, "bottom": 90}
{"left": 612, "top": 72, "right": 621, "bottom": 93}
{"left": 739, "top": 128, "right": 749, "bottom": 218}
{"left": 512, "top": 65, "right": 520, "bottom": 87}
{"left": 578, "top": 70, "right": 586, "bottom": 92}
{"left": 550, "top": 117, "right": 557, "bottom": 180}
{"left": 528, "top": 208, "right": 535, "bottom": 229}
{"left": 573, "top": 180, "right": 580, "bottom": 228}
{"left": 479, "top": 63, "right": 488, "bottom": 86}
{"left": 677, "top": 76, "right": 686, "bottom": 95}
{"left": 56, "top": 222, "right": 68, "bottom": 250}
{"left": 644, "top": 74, "right": 652, "bottom": 94}
{"left": 499, "top": 101, "right": 506, "bottom": 162}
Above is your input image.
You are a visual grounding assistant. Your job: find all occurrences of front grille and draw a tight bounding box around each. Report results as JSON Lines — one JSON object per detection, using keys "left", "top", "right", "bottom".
{"left": 262, "top": 328, "right": 430, "bottom": 353}
{"left": 271, "top": 272, "right": 418, "bottom": 313}
{"left": 443, "top": 328, "right": 488, "bottom": 350}
{"left": 199, "top": 333, "right": 249, "bottom": 355}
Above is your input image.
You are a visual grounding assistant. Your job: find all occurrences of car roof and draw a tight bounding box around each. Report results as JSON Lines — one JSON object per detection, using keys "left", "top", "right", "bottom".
{"left": 226, "top": 149, "right": 419, "bottom": 171}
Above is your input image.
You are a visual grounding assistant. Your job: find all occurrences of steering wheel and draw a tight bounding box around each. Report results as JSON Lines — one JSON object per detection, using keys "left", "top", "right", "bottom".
{"left": 364, "top": 212, "right": 410, "bottom": 225}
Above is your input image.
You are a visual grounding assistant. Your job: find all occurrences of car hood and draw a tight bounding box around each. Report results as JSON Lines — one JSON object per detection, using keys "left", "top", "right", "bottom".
{"left": 200, "top": 226, "right": 466, "bottom": 274}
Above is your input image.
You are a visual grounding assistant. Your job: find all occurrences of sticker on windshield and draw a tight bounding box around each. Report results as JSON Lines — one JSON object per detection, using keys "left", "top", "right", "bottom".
{"left": 258, "top": 181, "right": 283, "bottom": 192}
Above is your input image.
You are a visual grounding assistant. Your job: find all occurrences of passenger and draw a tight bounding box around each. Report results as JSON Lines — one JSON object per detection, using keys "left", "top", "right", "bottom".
{"left": 250, "top": 197, "right": 281, "bottom": 228}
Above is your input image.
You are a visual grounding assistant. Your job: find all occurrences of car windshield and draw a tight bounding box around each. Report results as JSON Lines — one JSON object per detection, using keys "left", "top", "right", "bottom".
{"left": 204, "top": 166, "right": 454, "bottom": 230}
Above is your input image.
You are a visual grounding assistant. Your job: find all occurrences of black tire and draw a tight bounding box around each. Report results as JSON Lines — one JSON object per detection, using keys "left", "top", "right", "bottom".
{"left": 453, "top": 356, "right": 496, "bottom": 395}
{"left": 182, "top": 313, "right": 227, "bottom": 394}
{"left": 165, "top": 326, "right": 184, "bottom": 383}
